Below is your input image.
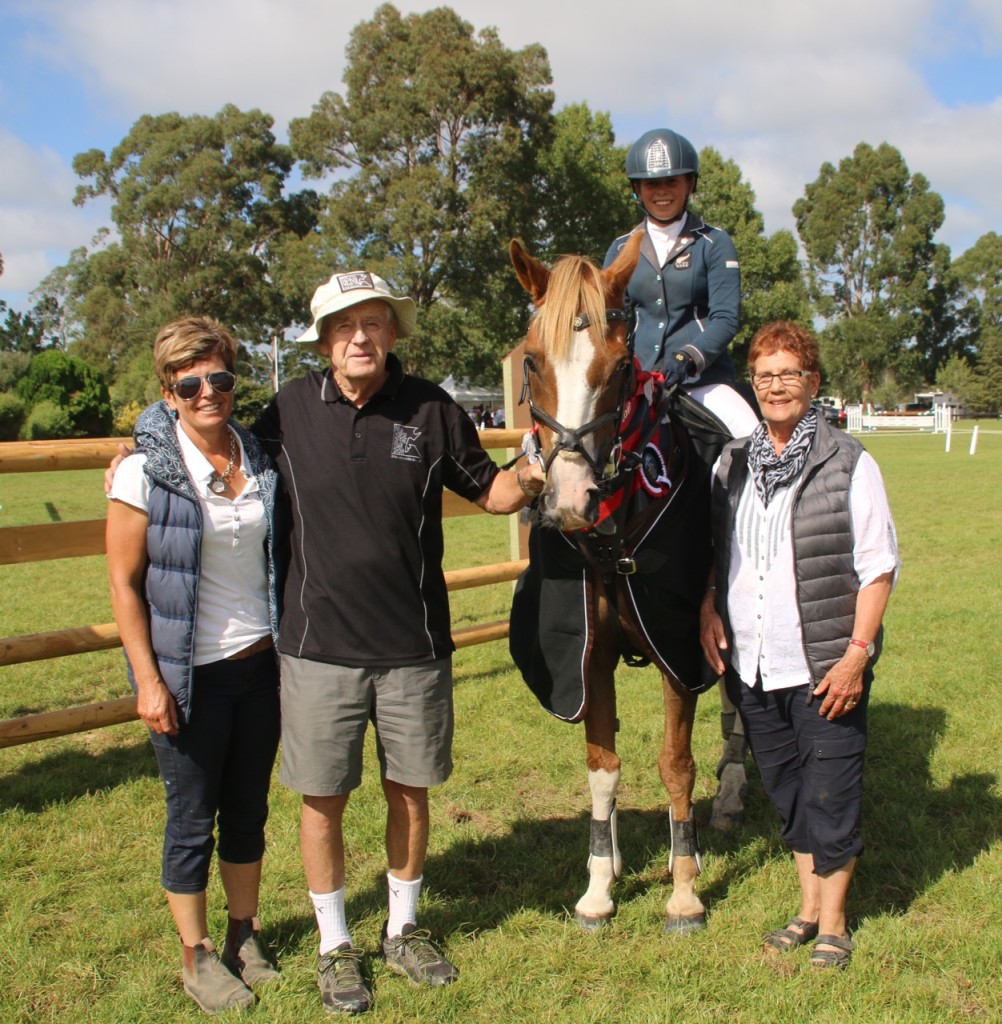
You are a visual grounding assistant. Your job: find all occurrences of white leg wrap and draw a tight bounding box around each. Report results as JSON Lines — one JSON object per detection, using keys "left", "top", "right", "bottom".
{"left": 585, "top": 768, "right": 621, "bottom": 877}
{"left": 575, "top": 768, "right": 621, "bottom": 920}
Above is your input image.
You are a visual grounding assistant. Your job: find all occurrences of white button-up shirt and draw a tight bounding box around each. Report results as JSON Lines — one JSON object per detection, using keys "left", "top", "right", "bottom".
{"left": 109, "top": 424, "right": 270, "bottom": 665}
{"left": 726, "top": 451, "right": 899, "bottom": 691}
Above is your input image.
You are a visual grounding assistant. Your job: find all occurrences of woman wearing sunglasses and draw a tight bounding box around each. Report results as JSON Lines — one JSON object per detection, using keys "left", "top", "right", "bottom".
{"left": 107, "top": 317, "right": 284, "bottom": 1013}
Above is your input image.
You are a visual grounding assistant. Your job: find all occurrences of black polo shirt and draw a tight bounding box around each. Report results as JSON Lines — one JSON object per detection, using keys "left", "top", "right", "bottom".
{"left": 253, "top": 356, "right": 499, "bottom": 667}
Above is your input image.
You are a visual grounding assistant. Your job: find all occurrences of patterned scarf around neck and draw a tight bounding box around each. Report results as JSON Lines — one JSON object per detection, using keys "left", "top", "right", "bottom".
{"left": 748, "top": 407, "right": 818, "bottom": 507}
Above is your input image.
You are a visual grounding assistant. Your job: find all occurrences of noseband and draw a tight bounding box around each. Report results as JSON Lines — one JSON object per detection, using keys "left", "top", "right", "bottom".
{"left": 520, "top": 308, "right": 633, "bottom": 478}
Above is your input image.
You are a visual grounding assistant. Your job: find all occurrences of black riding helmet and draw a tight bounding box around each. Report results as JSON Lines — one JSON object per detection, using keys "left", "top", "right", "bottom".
{"left": 626, "top": 129, "right": 699, "bottom": 223}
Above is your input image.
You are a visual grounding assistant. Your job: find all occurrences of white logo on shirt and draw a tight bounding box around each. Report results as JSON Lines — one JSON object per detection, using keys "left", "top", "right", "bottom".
{"left": 391, "top": 424, "right": 422, "bottom": 461}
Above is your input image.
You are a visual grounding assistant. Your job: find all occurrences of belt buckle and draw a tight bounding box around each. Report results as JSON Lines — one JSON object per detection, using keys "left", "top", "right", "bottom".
{"left": 616, "top": 557, "right": 637, "bottom": 575}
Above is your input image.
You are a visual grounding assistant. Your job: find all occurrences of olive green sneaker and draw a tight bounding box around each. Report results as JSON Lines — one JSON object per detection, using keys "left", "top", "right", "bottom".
{"left": 318, "top": 943, "right": 372, "bottom": 1015}
{"left": 381, "top": 923, "right": 458, "bottom": 986}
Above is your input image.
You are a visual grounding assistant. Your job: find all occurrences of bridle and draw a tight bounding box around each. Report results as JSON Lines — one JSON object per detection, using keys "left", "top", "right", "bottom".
{"left": 519, "top": 308, "right": 634, "bottom": 479}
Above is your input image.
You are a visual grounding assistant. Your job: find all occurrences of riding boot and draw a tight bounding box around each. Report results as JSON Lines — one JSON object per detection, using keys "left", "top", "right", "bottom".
{"left": 709, "top": 707, "right": 749, "bottom": 831}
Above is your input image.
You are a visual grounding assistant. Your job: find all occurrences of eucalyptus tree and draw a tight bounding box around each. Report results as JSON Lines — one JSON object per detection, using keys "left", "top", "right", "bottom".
{"left": 288, "top": 3, "right": 558, "bottom": 384}
{"left": 936, "top": 232, "right": 1002, "bottom": 414}
{"left": 793, "top": 142, "right": 948, "bottom": 400}
{"left": 61, "top": 105, "right": 316, "bottom": 379}
{"left": 691, "top": 147, "right": 809, "bottom": 372}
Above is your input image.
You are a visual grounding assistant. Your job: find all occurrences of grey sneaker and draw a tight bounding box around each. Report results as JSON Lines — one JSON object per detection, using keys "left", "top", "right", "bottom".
{"left": 318, "top": 943, "right": 372, "bottom": 1015}
{"left": 222, "top": 918, "right": 280, "bottom": 987}
{"left": 381, "top": 923, "right": 458, "bottom": 986}
{"left": 182, "top": 939, "right": 255, "bottom": 1014}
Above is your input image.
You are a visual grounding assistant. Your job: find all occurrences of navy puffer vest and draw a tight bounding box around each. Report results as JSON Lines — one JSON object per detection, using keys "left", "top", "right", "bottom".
{"left": 128, "top": 401, "right": 283, "bottom": 724}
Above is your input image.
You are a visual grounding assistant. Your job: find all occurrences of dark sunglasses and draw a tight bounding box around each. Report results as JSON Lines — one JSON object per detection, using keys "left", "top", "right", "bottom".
{"left": 171, "top": 371, "right": 237, "bottom": 401}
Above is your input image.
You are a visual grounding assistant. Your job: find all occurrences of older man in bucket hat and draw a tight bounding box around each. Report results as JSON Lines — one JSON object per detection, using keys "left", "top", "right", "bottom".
{"left": 252, "top": 269, "right": 543, "bottom": 1015}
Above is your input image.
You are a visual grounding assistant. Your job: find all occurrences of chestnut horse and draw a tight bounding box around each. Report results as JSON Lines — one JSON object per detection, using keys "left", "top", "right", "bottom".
{"left": 508, "top": 234, "right": 719, "bottom": 933}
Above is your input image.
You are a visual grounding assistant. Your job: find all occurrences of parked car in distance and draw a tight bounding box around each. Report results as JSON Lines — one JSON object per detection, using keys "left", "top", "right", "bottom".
{"left": 812, "top": 401, "right": 843, "bottom": 426}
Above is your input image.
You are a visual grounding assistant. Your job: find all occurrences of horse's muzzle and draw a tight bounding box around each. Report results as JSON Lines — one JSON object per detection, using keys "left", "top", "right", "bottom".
{"left": 539, "top": 481, "right": 600, "bottom": 531}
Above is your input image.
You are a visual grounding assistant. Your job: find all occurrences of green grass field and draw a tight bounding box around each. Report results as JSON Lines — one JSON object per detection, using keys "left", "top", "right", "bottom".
{"left": 1, "top": 426, "right": 1000, "bottom": 1023}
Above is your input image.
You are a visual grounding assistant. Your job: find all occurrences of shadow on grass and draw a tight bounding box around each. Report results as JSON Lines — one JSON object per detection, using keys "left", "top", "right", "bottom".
{"left": 0, "top": 737, "right": 157, "bottom": 812}
{"left": 851, "top": 701, "right": 1000, "bottom": 921}
{"left": 270, "top": 700, "right": 1000, "bottom": 943}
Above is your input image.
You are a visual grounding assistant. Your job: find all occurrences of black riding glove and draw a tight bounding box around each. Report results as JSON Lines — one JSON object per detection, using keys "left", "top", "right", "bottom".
{"left": 663, "top": 352, "right": 693, "bottom": 389}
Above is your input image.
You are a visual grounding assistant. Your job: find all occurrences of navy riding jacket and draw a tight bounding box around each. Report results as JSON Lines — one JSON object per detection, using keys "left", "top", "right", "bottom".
{"left": 604, "top": 213, "right": 741, "bottom": 384}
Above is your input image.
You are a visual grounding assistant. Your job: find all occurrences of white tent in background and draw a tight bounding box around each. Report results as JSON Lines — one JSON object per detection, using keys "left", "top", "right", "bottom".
{"left": 439, "top": 375, "right": 503, "bottom": 410}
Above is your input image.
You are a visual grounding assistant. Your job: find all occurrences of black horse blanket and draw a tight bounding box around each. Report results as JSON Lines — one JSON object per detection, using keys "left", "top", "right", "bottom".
{"left": 510, "top": 378, "right": 724, "bottom": 722}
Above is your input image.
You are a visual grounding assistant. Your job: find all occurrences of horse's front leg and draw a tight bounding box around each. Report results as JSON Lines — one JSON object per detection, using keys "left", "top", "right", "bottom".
{"left": 574, "top": 652, "right": 622, "bottom": 929}
{"left": 659, "top": 677, "right": 706, "bottom": 934}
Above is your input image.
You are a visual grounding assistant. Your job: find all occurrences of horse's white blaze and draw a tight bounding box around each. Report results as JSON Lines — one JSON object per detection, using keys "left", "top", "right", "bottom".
{"left": 547, "top": 329, "right": 602, "bottom": 520}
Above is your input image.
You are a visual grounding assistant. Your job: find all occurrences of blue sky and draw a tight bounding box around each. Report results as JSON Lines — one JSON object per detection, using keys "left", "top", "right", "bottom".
{"left": 2, "top": 0, "right": 1001, "bottom": 312}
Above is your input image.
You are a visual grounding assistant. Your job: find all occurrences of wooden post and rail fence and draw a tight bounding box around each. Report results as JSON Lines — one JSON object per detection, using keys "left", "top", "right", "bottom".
{"left": 0, "top": 426, "right": 530, "bottom": 750}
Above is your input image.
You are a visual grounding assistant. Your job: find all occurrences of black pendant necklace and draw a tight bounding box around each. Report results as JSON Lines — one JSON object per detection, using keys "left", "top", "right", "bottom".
{"left": 209, "top": 430, "right": 238, "bottom": 494}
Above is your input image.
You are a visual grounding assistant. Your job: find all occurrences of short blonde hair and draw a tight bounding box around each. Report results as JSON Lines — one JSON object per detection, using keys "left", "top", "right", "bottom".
{"left": 153, "top": 317, "right": 238, "bottom": 391}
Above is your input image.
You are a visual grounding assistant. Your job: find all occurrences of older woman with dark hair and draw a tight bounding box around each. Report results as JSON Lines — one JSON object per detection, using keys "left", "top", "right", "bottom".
{"left": 107, "top": 317, "right": 283, "bottom": 1012}
{"left": 700, "top": 320, "right": 899, "bottom": 969}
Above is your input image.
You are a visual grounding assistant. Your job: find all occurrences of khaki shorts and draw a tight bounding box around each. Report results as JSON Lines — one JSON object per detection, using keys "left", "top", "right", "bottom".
{"left": 278, "top": 654, "right": 454, "bottom": 796}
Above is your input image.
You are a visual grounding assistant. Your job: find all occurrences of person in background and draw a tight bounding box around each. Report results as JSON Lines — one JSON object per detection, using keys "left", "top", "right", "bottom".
{"left": 106, "top": 317, "right": 283, "bottom": 1013}
{"left": 700, "top": 320, "right": 898, "bottom": 970}
{"left": 605, "top": 127, "right": 760, "bottom": 828}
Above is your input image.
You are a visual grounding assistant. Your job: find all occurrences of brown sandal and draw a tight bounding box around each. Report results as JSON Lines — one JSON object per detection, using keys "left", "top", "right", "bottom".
{"left": 762, "top": 916, "right": 820, "bottom": 952}
{"left": 809, "top": 933, "right": 853, "bottom": 969}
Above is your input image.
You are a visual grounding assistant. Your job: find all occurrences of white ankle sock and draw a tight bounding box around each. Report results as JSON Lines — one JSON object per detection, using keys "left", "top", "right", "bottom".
{"left": 310, "top": 888, "right": 352, "bottom": 955}
{"left": 386, "top": 873, "right": 422, "bottom": 937}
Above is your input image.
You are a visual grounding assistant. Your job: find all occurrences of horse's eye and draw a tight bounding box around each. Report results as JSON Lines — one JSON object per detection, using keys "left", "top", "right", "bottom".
{"left": 524, "top": 354, "right": 539, "bottom": 375}
{"left": 612, "top": 356, "right": 631, "bottom": 380}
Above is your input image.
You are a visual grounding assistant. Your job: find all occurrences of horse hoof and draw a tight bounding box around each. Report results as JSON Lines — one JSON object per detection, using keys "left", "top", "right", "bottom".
{"left": 574, "top": 912, "right": 612, "bottom": 931}
{"left": 664, "top": 913, "right": 706, "bottom": 935}
{"left": 708, "top": 810, "right": 744, "bottom": 831}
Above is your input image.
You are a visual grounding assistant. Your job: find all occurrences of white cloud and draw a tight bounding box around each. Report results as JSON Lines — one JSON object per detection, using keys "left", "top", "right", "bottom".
{"left": 964, "top": 0, "right": 1002, "bottom": 44}
{"left": 0, "top": 132, "right": 73, "bottom": 205}
{"left": 28, "top": 0, "right": 348, "bottom": 128}
{"left": 0, "top": 132, "right": 106, "bottom": 295}
{"left": 3, "top": 0, "right": 1000, "bottom": 304}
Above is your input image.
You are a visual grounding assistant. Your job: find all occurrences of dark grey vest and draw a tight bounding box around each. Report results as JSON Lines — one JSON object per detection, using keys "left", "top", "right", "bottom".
{"left": 711, "top": 419, "right": 880, "bottom": 681}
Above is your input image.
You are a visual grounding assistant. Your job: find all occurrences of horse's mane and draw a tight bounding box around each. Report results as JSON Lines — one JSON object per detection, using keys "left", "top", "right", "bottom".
{"left": 531, "top": 255, "right": 608, "bottom": 362}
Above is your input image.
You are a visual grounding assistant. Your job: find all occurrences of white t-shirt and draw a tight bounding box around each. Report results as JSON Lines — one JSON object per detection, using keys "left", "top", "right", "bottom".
{"left": 109, "top": 424, "right": 271, "bottom": 665}
{"left": 724, "top": 451, "right": 899, "bottom": 691}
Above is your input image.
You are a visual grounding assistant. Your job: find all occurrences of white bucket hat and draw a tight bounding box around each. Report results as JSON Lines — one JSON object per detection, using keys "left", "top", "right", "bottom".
{"left": 297, "top": 270, "right": 417, "bottom": 344}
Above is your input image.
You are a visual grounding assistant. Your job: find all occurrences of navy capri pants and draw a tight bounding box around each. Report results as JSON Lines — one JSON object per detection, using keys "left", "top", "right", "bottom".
{"left": 725, "top": 666, "right": 871, "bottom": 874}
{"left": 148, "top": 648, "right": 280, "bottom": 894}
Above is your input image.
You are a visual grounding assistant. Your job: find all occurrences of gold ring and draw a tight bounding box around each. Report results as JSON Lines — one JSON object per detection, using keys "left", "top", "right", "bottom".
{"left": 845, "top": 700, "right": 857, "bottom": 709}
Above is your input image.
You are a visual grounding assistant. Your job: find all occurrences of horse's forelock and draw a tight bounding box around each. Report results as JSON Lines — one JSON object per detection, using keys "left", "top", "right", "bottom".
{"left": 534, "top": 255, "right": 607, "bottom": 363}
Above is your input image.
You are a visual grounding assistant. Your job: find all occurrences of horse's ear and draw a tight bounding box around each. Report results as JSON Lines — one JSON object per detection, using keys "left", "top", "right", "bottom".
{"left": 604, "top": 230, "right": 642, "bottom": 301}
{"left": 510, "top": 238, "right": 550, "bottom": 305}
